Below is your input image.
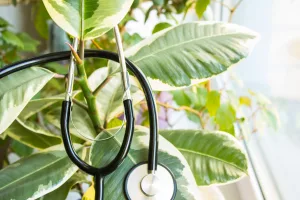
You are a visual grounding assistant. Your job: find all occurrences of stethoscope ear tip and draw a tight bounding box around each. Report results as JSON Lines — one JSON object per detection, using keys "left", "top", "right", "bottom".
{"left": 124, "top": 162, "right": 177, "bottom": 200}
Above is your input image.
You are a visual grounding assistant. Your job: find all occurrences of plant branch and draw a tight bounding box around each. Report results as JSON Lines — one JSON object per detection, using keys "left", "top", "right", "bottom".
{"left": 228, "top": 0, "right": 243, "bottom": 22}
{"left": 74, "top": 40, "right": 103, "bottom": 132}
{"left": 72, "top": 98, "right": 89, "bottom": 111}
{"left": 141, "top": 100, "right": 205, "bottom": 128}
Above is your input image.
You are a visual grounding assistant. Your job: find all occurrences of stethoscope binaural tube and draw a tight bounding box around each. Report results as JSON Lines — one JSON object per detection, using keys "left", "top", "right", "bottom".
{"left": 0, "top": 50, "right": 163, "bottom": 199}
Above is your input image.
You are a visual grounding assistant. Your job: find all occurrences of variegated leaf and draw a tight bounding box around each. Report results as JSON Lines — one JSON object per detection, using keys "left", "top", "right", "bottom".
{"left": 19, "top": 91, "right": 80, "bottom": 120}
{"left": 19, "top": 95, "right": 64, "bottom": 120}
{"left": 90, "top": 126, "right": 201, "bottom": 199}
{"left": 0, "top": 67, "right": 54, "bottom": 134}
{"left": 40, "top": 172, "right": 89, "bottom": 200}
{"left": 6, "top": 119, "right": 62, "bottom": 149}
{"left": 160, "top": 129, "right": 248, "bottom": 186}
{"left": 109, "top": 22, "right": 258, "bottom": 91}
{"left": 42, "top": 0, "right": 133, "bottom": 40}
{"left": 0, "top": 144, "right": 83, "bottom": 200}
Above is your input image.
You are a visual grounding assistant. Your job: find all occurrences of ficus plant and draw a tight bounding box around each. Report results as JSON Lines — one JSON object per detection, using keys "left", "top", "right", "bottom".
{"left": 0, "top": 0, "right": 278, "bottom": 200}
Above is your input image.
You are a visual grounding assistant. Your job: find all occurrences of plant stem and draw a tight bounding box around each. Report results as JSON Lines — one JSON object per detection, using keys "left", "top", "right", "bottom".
{"left": 141, "top": 100, "right": 205, "bottom": 128}
{"left": 76, "top": 40, "right": 103, "bottom": 132}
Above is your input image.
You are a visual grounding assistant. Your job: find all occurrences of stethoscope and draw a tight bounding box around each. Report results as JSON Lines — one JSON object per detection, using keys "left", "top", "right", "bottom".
{"left": 0, "top": 26, "right": 177, "bottom": 200}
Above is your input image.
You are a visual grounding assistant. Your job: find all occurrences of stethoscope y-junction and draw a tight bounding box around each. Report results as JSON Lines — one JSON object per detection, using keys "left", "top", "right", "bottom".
{"left": 0, "top": 26, "right": 177, "bottom": 200}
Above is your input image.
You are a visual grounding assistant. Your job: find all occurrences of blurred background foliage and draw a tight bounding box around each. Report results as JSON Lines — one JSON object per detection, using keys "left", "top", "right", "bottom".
{"left": 0, "top": 0, "right": 279, "bottom": 198}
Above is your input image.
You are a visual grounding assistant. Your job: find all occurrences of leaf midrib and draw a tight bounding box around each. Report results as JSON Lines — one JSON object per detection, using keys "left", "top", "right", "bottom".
{"left": 0, "top": 152, "right": 75, "bottom": 191}
{"left": 177, "top": 147, "right": 246, "bottom": 172}
{"left": 132, "top": 32, "right": 252, "bottom": 64}
{"left": 112, "top": 136, "right": 137, "bottom": 164}
{"left": 0, "top": 72, "right": 52, "bottom": 97}
{"left": 92, "top": 131, "right": 137, "bottom": 165}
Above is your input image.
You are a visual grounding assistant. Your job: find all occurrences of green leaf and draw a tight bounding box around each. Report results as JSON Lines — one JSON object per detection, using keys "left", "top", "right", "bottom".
{"left": 109, "top": 22, "right": 258, "bottom": 90}
{"left": 17, "top": 32, "right": 40, "bottom": 53}
{"left": 19, "top": 92, "right": 76, "bottom": 120}
{"left": 11, "top": 139, "right": 34, "bottom": 157}
{"left": 34, "top": 1, "right": 51, "bottom": 39}
{"left": 153, "top": 0, "right": 164, "bottom": 6}
{"left": 106, "top": 118, "right": 123, "bottom": 129}
{"left": 12, "top": 0, "right": 17, "bottom": 6}
{"left": 46, "top": 104, "right": 97, "bottom": 140}
{"left": 131, "top": 0, "right": 139, "bottom": 8}
{"left": 0, "top": 144, "right": 82, "bottom": 200}
{"left": 160, "top": 129, "right": 248, "bottom": 186}
{"left": 194, "top": 87, "right": 208, "bottom": 109}
{"left": 90, "top": 126, "right": 201, "bottom": 199}
{"left": 152, "top": 22, "right": 172, "bottom": 34}
{"left": 172, "top": 0, "right": 186, "bottom": 13}
{"left": 6, "top": 119, "right": 62, "bottom": 149}
{"left": 0, "top": 17, "right": 9, "bottom": 28}
{"left": 187, "top": 112, "right": 201, "bottom": 124}
{"left": 41, "top": 173, "right": 88, "bottom": 200}
{"left": 123, "top": 32, "right": 143, "bottom": 47}
{"left": 186, "top": 87, "right": 208, "bottom": 109}
{"left": 195, "top": 0, "right": 210, "bottom": 19}
{"left": 2, "top": 30, "right": 24, "bottom": 49}
{"left": 42, "top": 0, "right": 134, "bottom": 40}
{"left": 239, "top": 96, "right": 251, "bottom": 107}
{"left": 44, "top": 62, "right": 69, "bottom": 75}
{"left": 173, "top": 90, "right": 191, "bottom": 106}
{"left": 88, "top": 67, "right": 144, "bottom": 123}
{"left": 2, "top": 49, "right": 19, "bottom": 63}
{"left": 206, "top": 90, "right": 220, "bottom": 116}
{"left": 0, "top": 67, "right": 54, "bottom": 134}
{"left": 216, "top": 104, "right": 236, "bottom": 135}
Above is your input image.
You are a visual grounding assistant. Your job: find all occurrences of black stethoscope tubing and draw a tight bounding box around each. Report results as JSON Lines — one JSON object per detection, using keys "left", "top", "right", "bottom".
{"left": 0, "top": 50, "right": 158, "bottom": 199}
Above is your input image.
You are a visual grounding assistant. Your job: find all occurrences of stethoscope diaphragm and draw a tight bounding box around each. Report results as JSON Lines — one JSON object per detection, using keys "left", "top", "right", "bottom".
{"left": 124, "top": 162, "right": 177, "bottom": 200}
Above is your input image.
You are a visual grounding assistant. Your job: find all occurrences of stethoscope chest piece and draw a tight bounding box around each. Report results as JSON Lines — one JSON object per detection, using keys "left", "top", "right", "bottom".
{"left": 124, "top": 162, "right": 177, "bottom": 200}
